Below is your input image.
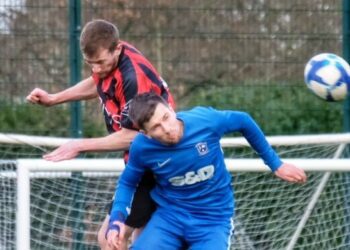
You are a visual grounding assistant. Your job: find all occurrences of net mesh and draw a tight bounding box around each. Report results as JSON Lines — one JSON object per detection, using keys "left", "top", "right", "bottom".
{"left": 0, "top": 136, "right": 350, "bottom": 249}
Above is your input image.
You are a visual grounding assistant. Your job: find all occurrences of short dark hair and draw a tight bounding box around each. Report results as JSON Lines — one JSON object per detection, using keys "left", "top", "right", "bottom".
{"left": 129, "top": 92, "right": 169, "bottom": 130}
{"left": 80, "top": 19, "right": 119, "bottom": 57}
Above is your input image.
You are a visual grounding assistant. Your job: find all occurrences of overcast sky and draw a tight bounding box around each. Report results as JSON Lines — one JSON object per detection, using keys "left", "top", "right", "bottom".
{"left": 0, "top": 0, "right": 24, "bottom": 33}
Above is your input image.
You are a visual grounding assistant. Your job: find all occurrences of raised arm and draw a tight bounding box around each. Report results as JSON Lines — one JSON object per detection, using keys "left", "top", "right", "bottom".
{"left": 26, "top": 76, "right": 98, "bottom": 106}
{"left": 212, "top": 109, "right": 307, "bottom": 183}
{"left": 235, "top": 112, "right": 307, "bottom": 183}
{"left": 43, "top": 128, "right": 138, "bottom": 161}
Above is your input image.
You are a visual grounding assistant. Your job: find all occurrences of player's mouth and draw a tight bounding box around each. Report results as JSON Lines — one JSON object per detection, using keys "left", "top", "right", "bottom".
{"left": 167, "top": 132, "right": 181, "bottom": 143}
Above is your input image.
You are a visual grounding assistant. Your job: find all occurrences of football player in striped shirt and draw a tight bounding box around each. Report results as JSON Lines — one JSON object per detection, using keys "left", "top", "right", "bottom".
{"left": 26, "top": 19, "right": 175, "bottom": 250}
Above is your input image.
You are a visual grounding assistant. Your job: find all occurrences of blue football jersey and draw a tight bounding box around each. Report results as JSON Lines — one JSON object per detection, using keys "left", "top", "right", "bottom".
{"left": 110, "top": 107, "right": 282, "bottom": 223}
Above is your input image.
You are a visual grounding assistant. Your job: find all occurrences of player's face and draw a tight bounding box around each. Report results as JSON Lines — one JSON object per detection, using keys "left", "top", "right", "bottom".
{"left": 143, "top": 103, "right": 183, "bottom": 145}
{"left": 83, "top": 45, "right": 121, "bottom": 79}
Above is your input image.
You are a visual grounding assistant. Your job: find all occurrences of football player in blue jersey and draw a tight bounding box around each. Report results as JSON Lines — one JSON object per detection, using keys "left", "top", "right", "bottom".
{"left": 106, "top": 92, "right": 307, "bottom": 250}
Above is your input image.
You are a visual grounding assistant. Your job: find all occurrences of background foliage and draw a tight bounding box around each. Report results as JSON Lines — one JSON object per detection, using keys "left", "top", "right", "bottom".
{"left": 0, "top": 0, "right": 345, "bottom": 136}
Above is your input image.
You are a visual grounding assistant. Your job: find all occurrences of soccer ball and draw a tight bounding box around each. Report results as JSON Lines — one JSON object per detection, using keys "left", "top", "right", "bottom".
{"left": 304, "top": 53, "right": 350, "bottom": 101}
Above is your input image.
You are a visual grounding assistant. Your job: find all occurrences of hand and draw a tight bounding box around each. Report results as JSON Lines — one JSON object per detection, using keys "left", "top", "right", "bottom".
{"left": 107, "top": 221, "right": 126, "bottom": 250}
{"left": 43, "top": 140, "right": 80, "bottom": 161}
{"left": 274, "top": 162, "right": 307, "bottom": 183}
{"left": 26, "top": 88, "right": 55, "bottom": 106}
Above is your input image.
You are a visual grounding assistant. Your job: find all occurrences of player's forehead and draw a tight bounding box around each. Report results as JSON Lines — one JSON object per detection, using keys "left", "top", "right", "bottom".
{"left": 83, "top": 47, "right": 111, "bottom": 62}
{"left": 145, "top": 103, "right": 171, "bottom": 128}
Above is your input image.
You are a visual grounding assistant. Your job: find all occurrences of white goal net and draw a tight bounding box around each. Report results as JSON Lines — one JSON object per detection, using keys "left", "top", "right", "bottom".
{"left": 1, "top": 133, "right": 350, "bottom": 250}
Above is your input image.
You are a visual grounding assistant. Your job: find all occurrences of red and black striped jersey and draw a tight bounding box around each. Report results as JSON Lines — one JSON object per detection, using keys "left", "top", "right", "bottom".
{"left": 92, "top": 41, "right": 176, "bottom": 134}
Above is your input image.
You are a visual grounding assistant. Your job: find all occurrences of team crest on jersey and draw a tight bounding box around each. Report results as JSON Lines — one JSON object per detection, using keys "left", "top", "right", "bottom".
{"left": 196, "top": 142, "right": 209, "bottom": 155}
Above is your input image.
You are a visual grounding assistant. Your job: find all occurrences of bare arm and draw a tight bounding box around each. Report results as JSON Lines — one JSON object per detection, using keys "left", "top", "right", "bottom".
{"left": 43, "top": 128, "right": 138, "bottom": 161}
{"left": 26, "top": 77, "right": 98, "bottom": 106}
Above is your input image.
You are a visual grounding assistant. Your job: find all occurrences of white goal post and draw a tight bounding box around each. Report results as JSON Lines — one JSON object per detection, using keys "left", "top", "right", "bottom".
{"left": 1, "top": 133, "right": 350, "bottom": 249}
{"left": 2, "top": 132, "right": 350, "bottom": 147}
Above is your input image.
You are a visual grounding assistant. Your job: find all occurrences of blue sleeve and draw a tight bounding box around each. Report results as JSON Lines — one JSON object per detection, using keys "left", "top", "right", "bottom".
{"left": 210, "top": 108, "right": 283, "bottom": 171}
{"left": 109, "top": 144, "right": 145, "bottom": 224}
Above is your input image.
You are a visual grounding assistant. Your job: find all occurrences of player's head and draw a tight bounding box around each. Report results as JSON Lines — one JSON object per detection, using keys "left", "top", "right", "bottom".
{"left": 129, "top": 93, "right": 183, "bottom": 145}
{"left": 80, "top": 19, "right": 122, "bottom": 78}
{"left": 80, "top": 19, "right": 119, "bottom": 57}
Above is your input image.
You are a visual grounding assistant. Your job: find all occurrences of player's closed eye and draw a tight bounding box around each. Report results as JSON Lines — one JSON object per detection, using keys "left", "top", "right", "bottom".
{"left": 149, "top": 124, "right": 160, "bottom": 133}
{"left": 163, "top": 113, "right": 169, "bottom": 121}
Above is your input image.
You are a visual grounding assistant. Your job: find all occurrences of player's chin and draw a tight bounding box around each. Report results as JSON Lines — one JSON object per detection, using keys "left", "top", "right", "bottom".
{"left": 167, "top": 137, "right": 181, "bottom": 145}
{"left": 97, "top": 72, "right": 108, "bottom": 79}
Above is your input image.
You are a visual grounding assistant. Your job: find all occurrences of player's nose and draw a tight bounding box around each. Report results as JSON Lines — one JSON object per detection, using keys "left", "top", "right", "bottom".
{"left": 161, "top": 123, "right": 171, "bottom": 134}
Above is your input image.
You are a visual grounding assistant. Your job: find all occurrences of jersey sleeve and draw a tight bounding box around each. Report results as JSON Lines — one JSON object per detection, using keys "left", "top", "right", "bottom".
{"left": 119, "top": 73, "right": 157, "bottom": 129}
{"left": 209, "top": 108, "right": 283, "bottom": 171}
{"left": 119, "top": 74, "right": 141, "bottom": 130}
{"left": 109, "top": 140, "right": 145, "bottom": 224}
{"left": 120, "top": 71, "right": 175, "bottom": 129}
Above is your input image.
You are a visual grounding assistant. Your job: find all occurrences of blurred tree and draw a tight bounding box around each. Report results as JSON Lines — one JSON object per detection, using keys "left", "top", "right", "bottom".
{"left": 0, "top": 0, "right": 343, "bottom": 135}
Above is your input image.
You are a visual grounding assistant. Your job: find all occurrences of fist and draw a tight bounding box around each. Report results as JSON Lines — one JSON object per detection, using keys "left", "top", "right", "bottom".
{"left": 26, "top": 88, "right": 54, "bottom": 106}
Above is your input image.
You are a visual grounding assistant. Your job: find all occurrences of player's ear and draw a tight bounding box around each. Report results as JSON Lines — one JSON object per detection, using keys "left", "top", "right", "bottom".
{"left": 114, "top": 43, "right": 122, "bottom": 56}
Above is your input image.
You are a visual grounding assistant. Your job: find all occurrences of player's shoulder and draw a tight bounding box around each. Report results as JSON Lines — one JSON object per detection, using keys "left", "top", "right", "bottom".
{"left": 129, "top": 132, "right": 150, "bottom": 151}
{"left": 120, "top": 40, "right": 142, "bottom": 55}
{"left": 132, "top": 132, "right": 146, "bottom": 143}
{"left": 178, "top": 107, "right": 250, "bottom": 127}
{"left": 176, "top": 107, "right": 221, "bottom": 130}
{"left": 178, "top": 106, "right": 218, "bottom": 118}
{"left": 183, "top": 106, "right": 248, "bottom": 117}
